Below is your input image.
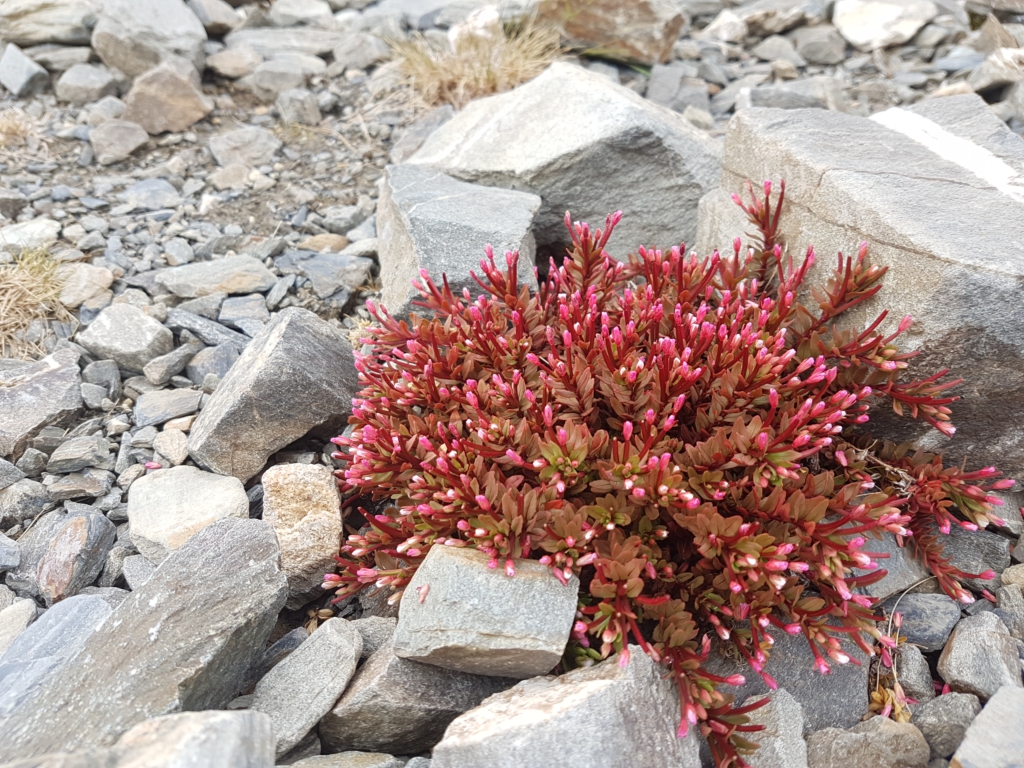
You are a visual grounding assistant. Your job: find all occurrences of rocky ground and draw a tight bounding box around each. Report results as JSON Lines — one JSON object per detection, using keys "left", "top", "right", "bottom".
{"left": 0, "top": 0, "right": 1023, "bottom": 767}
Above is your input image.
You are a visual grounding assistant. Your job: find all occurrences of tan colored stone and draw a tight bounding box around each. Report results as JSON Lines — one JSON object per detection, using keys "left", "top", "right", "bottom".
{"left": 36, "top": 512, "right": 116, "bottom": 606}
{"left": 121, "top": 62, "right": 214, "bottom": 135}
{"left": 207, "top": 46, "right": 262, "bottom": 79}
{"left": 262, "top": 463, "right": 342, "bottom": 609}
{"left": 297, "top": 233, "right": 349, "bottom": 253}
{"left": 59, "top": 262, "right": 114, "bottom": 309}
{"left": 536, "top": 0, "right": 686, "bottom": 65}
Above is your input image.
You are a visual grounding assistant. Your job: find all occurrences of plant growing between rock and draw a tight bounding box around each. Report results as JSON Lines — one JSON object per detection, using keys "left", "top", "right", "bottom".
{"left": 327, "top": 182, "right": 1013, "bottom": 767}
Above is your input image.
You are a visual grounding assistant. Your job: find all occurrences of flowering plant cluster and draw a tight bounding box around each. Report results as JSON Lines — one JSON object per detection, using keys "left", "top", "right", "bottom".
{"left": 326, "top": 182, "right": 1012, "bottom": 766}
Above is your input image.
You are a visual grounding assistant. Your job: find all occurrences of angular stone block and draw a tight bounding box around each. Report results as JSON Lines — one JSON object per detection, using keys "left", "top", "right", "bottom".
{"left": 187, "top": 308, "right": 359, "bottom": 482}
{"left": 377, "top": 164, "right": 540, "bottom": 318}
{"left": 0, "top": 349, "right": 82, "bottom": 459}
{"left": 393, "top": 546, "right": 578, "bottom": 679}
{"left": 409, "top": 62, "right": 721, "bottom": 257}
{"left": 937, "top": 612, "right": 1022, "bottom": 701}
{"left": 950, "top": 685, "right": 1024, "bottom": 768}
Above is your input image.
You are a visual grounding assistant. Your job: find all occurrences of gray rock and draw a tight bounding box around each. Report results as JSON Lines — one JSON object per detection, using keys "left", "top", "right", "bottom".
{"left": 82, "top": 361, "right": 121, "bottom": 402}
{"left": 218, "top": 294, "right": 270, "bottom": 337}
{"left": 695, "top": 94, "right": 1024, "bottom": 479}
{"left": 741, "top": 689, "right": 808, "bottom": 768}
{"left": 127, "top": 465, "right": 248, "bottom": 563}
{"left": 0, "top": 518, "right": 286, "bottom": 761}
{"left": 376, "top": 164, "right": 540, "bottom": 318}
{"left": 646, "top": 61, "right": 710, "bottom": 114}
{"left": 0, "top": 0, "right": 99, "bottom": 46}
{"left": 291, "top": 754, "right": 404, "bottom": 768}
{"left": 97, "top": 543, "right": 131, "bottom": 588}
{"left": 133, "top": 388, "right": 202, "bottom": 429}
{"left": 261, "top": 464, "right": 342, "bottom": 610}
{"left": 77, "top": 305, "right": 173, "bottom": 374}
{"left": 162, "top": 238, "right": 195, "bottom": 267}
{"left": 0, "top": 43, "right": 49, "bottom": 97}
{"left": 937, "top": 612, "right": 1023, "bottom": 701}
{"left": 914, "top": 693, "right": 981, "bottom": 760}
{"left": 0, "top": 459, "right": 26, "bottom": 492}
{"left": 332, "top": 31, "right": 389, "bottom": 70}
{"left": 881, "top": 594, "right": 962, "bottom": 653}
{"left": 0, "top": 594, "right": 113, "bottom": 721}
{"left": 790, "top": 24, "right": 846, "bottom": 65}
{"left": 120, "top": 553, "right": 155, "bottom": 590}
{"left": 268, "top": 0, "right": 332, "bottom": 26}
{"left": 833, "top": 0, "right": 937, "bottom": 51}
{"left": 0, "top": 188, "right": 29, "bottom": 220}
{"left": 0, "top": 599, "right": 37, "bottom": 658}
{"left": 223, "top": 27, "right": 346, "bottom": 58}
{"left": 187, "top": 308, "right": 359, "bottom": 482}
{"left": 14, "top": 449, "right": 48, "bottom": 479}
{"left": 151, "top": 429, "right": 188, "bottom": 467}
{"left": 319, "top": 639, "right": 515, "bottom": 755}
{"left": 143, "top": 340, "right": 204, "bottom": 387}
{"left": 703, "top": 627, "right": 868, "bottom": 732}
{"left": 409, "top": 61, "right": 721, "bottom": 257}
{"left": 351, "top": 616, "right": 396, "bottom": 660}
{"left": 188, "top": 0, "right": 240, "bottom": 34}
{"left": 274, "top": 250, "right": 373, "bottom": 303}
{"left": 208, "top": 126, "right": 282, "bottom": 167}
{"left": 431, "top": 647, "right": 700, "bottom": 768}
{"left": 996, "top": 584, "right": 1024, "bottom": 640}
{"left": 165, "top": 309, "right": 250, "bottom": 351}
{"left": 0, "top": 532, "right": 19, "bottom": 572}
{"left": 47, "top": 468, "right": 114, "bottom": 502}
{"left": 242, "top": 626, "right": 307, "bottom": 692}
{"left": 806, "top": 716, "right": 930, "bottom": 768}
{"left": 110, "top": 710, "right": 275, "bottom": 767}
{"left": 277, "top": 88, "right": 321, "bottom": 125}
{"left": 91, "top": 0, "right": 207, "bottom": 78}
{"left": 47, "top": 435, "right": 110, "bottom": 475}
{"left": 969, "top": 47, "right": 1024, "bottom": 93}
{"left": 251, "top": 58, "right": 308, "bottom": 101}
{"left": 3, "top": 508, "right": 63, "bottom": 597}
{"left": 155, "top": 255, "right": 276, "bottom": 299}
{"left": 80, "top": 383, "right": 108, "bottom": 410}
{"left": 403, "top": 759, "right": 430, "bottom": 768}
{"left": 54, "top": 63, "right": 116, "bottom": 105}
{"left": 119, "top": 179, "right": 182, "bottom": 212}
{"left": 253, "top": 618, "right": 362, "bottom": 757}
{"left": 896, "top": 643, "right": 936, "bottom": 704}
{"left": 177, "top": 293, "right": 226, "bottom": 319}
{"left": 950, "top": 685, "right": 1024, "bottom": 768}
{"left": 0, "top": 585, "right": 14, "bottom": 611}
{"left": 752, "top": 33, "right": 807, "bottom": 64}
{"left": 90, "top": 119, "right": 149, "bottom": 166}
{"left": 86, "top": 94, "right": 127, "bottom": 127}
{"left": 938, "top": 523, "right": 1010, "bottom": 593}
{"left": 36, "top": 510, "right": 117, "bottom": 606}
{"left": 207, "top": 46, "right": 263, "bottom": 78}
{"left": 0, "top": 349, "right": 82, "bottom": 459}
{"left": 185, "top": 344, "right": 239, "bottom": 385}
{"left": 393, "top": 546, "right": 578, "bottom": 679}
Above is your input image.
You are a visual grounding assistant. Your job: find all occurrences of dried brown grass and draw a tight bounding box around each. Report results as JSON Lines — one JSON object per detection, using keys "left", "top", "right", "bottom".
{"left": 0, "top": 249, "right": 74, "bottom": 360}
{"left": 0, "top": 107, "right": 33, "bottom": 150}
{"left": 391, "top": 17, "right": 561, "bottom": 109}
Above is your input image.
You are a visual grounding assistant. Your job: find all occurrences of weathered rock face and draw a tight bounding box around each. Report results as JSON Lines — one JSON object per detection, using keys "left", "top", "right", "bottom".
{"left": 832, "top": 0, "right": 938, "bottom": 51}
{"left": 36, "top": 510, "right": 117, "bottom": 606}
{"left": 319, "top": 640, "right": 515, "bottom": 755}
{"left": 121, "top": 61, "right": 214, "bottom": 135}
{"left": 76, "top": 304, "right": 174, "bottom": 374}
{"left": 127, "top": 465, "right": 249, "bottom": 563}
{"left": 696, "top": 94, "right": 1024, "bottom": 482}
{"left": 154, "top": 255, "right": 277, "bottom": 298}
{"left": 91, "top": 0, "right": 207, "bottom": 77}
{"left": 535, "top": 0, "right": 687, "bottom": 65}
{"left": 253, "top": 618, "right": 362, "bottom": 757}
{"left": 742, "top": 689, "right": 809, "bottom": 768}
{"left": 431, "top": 648, "right": 701, "bottom": 768}
{"left": 0, "top": 518, "right": 287, "bottom": 761}
{"left": 0, "top": 0, "right": 102, "bottom": 46}
{"left": 260, "top": 463, "right": 342, "bottom": 610}
{"left": 937, "top": 612, "right": 1023, "bottom": 701}
{"left": 914, "top": 693, "right": 981, "bottom": 760}
{"left": 376, "top": 164, "right": 540, "bottom": 318}
{"left": 409, "top": 62, "right": 721, "bottom": 258}
{"left": 187, "top": 308, "right": 359, "bottom": 482}
{"left": 879, "top": 593, "right": 962, "bottom": 652}
{"left": 951, "top": 685, "right": 1024, "bottom": 768}
{"left": 0, "top": 349, "right": 82, "bottom": 458}
{"left": 805, "top": 716, "right": 930, "bottom": 768}
{"left": 111, "top": 710, "right": 275, "bottom": 768}
{"left": 393, "top": 546, "right": 578, "bottom": 679}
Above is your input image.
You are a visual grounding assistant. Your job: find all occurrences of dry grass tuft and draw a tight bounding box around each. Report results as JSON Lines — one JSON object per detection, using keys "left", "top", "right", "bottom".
{"left": 391, "top": 16, "right": 561, "bottom": 109}
{"left": 0, "top": 107, "right": 36, "bottom": 152}
{"left": 0, "top": 249, "right": 74, "bottom": 360}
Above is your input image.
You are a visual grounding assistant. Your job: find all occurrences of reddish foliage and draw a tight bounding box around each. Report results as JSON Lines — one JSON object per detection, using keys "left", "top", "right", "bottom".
{"left": 327, "top": 182, "right": 1012, "bottom": 766}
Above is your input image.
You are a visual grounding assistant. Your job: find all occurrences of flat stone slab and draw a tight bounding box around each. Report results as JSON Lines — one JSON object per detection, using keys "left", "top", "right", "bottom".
{"left": 0, "top": 349, "right": 82, "bottom": 458}
{"left": 951, "top": 685, "right": 1024, "bottom": 768}
{"left": 393, "top": 546, "right": 578, "bottom": 679}
{"left": 0, "top": 518, "right": 287, "bottom": 761}
{"left": 154, "top": 255, "right": 277, "bottom": 298}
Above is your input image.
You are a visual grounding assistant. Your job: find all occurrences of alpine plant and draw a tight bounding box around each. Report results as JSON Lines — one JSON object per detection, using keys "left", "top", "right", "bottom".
{"left": 326, "top": 182, "right": 1014, "bottom": 767}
